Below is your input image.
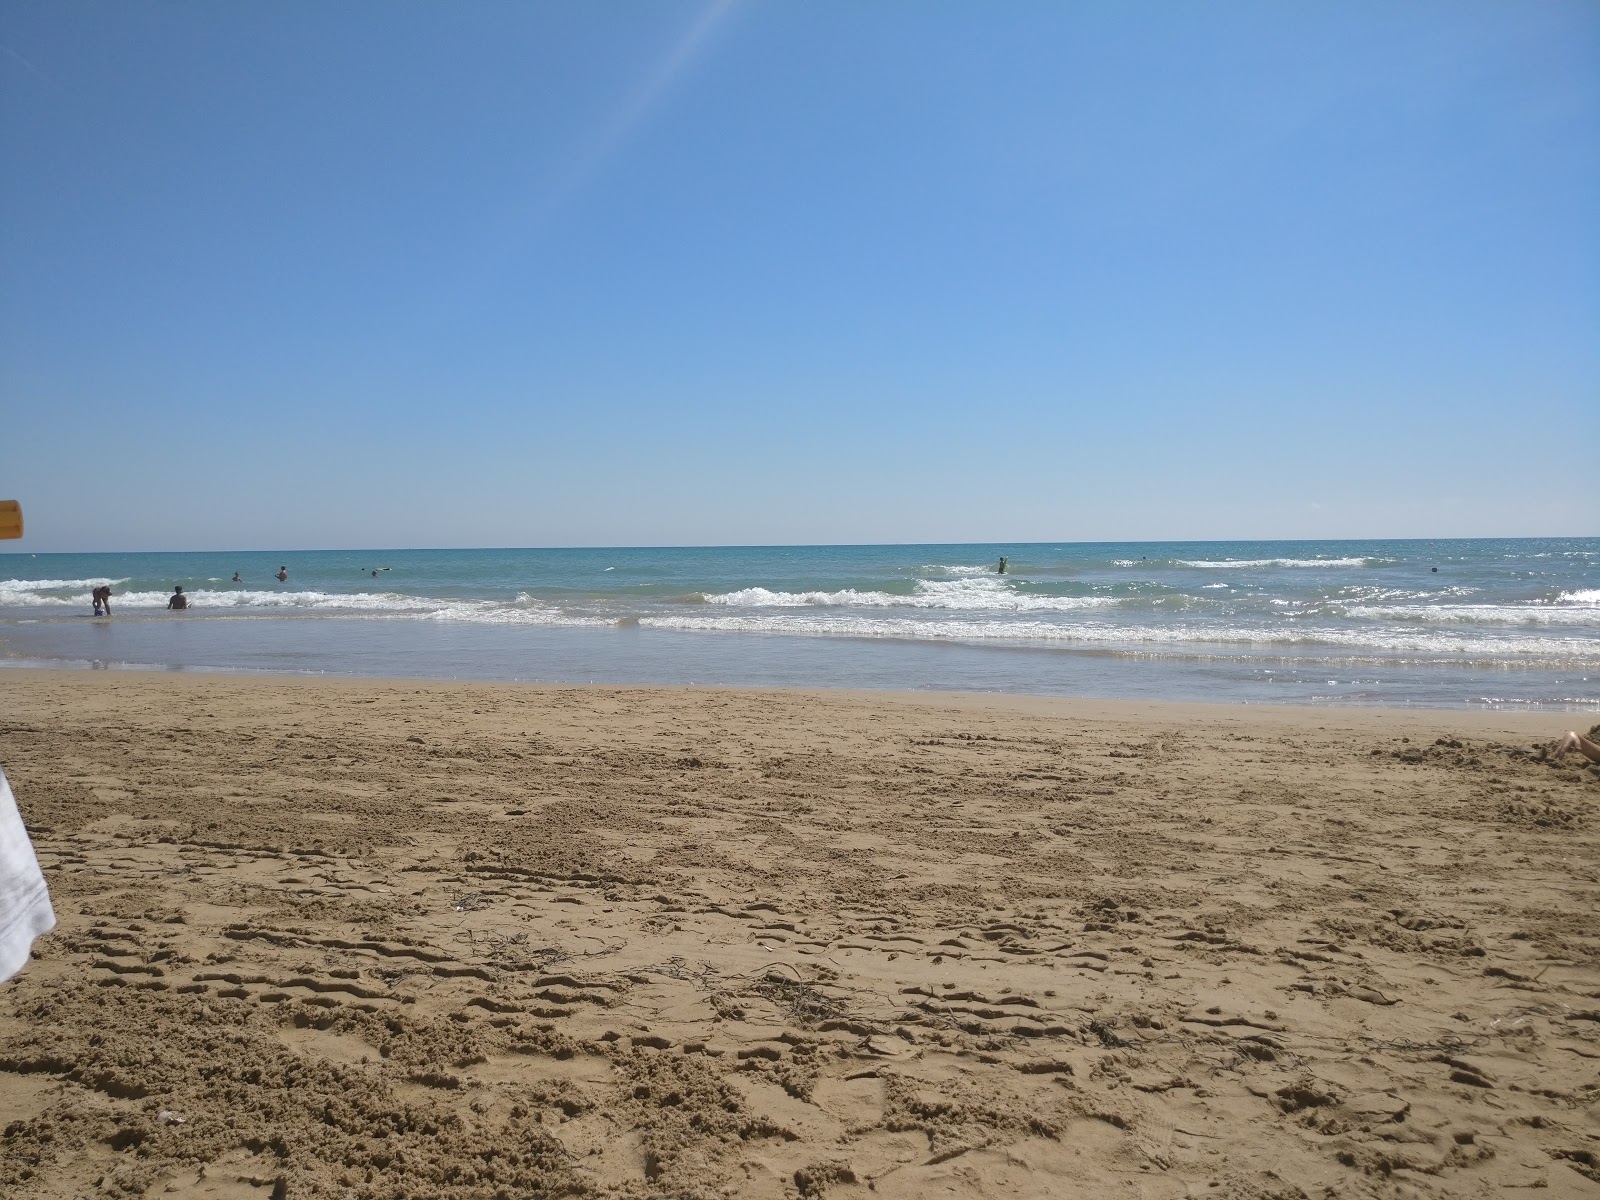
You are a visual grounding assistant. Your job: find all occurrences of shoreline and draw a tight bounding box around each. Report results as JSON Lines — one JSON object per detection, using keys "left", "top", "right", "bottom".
{"left": 2, "top": 660, "right": 1594, "bottom": 718}
{"left": 1, "top": 670, "right": 1597, "bottom": 1196}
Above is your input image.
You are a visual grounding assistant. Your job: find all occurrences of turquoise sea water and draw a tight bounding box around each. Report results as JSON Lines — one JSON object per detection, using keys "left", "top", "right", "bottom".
{"left": 0, "top": 539, "right": 1595, "bottom": 709}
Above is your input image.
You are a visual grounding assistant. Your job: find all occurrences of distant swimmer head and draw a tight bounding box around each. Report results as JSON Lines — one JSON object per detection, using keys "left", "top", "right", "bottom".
{"left": 1431, "top": 567, "right": 1438, "bottom": 573}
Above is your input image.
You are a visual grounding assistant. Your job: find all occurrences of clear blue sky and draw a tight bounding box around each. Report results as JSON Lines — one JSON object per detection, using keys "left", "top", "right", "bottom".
{"left": 2, "top": 0, "right": 1595, "bottom": 552}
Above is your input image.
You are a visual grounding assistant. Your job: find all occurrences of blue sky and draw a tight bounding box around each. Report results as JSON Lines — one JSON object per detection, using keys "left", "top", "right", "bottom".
{"left": 1, "top": 0, "right": 1595, "bottom": 551}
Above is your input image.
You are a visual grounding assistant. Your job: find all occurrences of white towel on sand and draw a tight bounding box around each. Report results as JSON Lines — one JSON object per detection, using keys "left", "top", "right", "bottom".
{"left": 0, "top": 765, "right": 55, "bottom": 982}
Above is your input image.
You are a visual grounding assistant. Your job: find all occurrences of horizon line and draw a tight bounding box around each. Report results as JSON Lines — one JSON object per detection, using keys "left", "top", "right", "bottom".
{"left": 3, "top": 533, "right": 1596, "bottom": 557}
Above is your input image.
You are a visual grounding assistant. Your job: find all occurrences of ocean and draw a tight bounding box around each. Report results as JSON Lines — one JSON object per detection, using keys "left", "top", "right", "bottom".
{"left": 0, "top": 539, "right": 1595, "bottom": 710}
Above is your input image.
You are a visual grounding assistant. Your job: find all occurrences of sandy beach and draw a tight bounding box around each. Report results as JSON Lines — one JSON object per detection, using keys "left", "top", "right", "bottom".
{"left": 1, "top": 669, "right": 1597, "bottom": 1199}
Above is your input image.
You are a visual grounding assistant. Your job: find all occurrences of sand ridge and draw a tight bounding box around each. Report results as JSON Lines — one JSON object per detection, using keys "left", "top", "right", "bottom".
{"left": 0, "top": 671, "right": 1597, "bottom": 1198}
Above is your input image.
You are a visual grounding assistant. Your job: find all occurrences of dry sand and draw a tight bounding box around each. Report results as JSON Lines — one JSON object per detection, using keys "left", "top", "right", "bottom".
{"left": 1, "top": 669, "right": 1598, "bottom": 1199}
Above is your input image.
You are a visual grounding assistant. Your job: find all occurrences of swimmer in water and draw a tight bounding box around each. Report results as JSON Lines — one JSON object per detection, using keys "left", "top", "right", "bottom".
{"left": 276, "top": 566, "right": 288, "bottom": 582}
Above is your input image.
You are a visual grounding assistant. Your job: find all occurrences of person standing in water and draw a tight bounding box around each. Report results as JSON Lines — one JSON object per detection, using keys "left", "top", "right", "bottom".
{"left": 91, "top": 584, "right": 112, "bottom": 616}
{"left": 231, "top": 572, "right": 242, "bottom": 583}
{"left": 276, "top": 566, "right": 288, "bottom": 582}
{"left": 997, "top": 556, "right": 1008, "bottom": 575}
{"left": 167, "top": 586, "right": 188, "bottom": 611}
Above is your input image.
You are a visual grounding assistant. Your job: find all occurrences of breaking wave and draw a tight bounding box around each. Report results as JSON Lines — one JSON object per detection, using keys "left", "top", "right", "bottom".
{"left": 1174, "top": 557, "right": 1384, "bottom": 569}
{"left": 629, "top": 611, "right": 1598, "bottom": 662}
{"left": 1340, "top": 603, "right": 1600, "bottom": 627}
{"left": 701, "top": 578, "right": 1122, "bottom": 612}
{"left": 0, "top": 578, "right": 127, "bottom": 605}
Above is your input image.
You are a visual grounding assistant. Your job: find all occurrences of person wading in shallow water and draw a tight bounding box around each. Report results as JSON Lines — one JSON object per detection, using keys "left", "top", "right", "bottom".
{"left": 166, "top": 586, "right": 188, "bottom": 611}
{"left": 276, "top": 566, "right": 288, "bottom": 582}
{"left": 91, "top": 585, "right": 112, "bottom": 616}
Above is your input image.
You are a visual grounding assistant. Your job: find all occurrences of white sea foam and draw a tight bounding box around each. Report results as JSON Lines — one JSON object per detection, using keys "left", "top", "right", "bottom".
{"left": 119, "top": 588, "right": 461, "bottom": 611}
{"left": 0, "top": 578, "right": 126, "bottom": 605}
{"left": 702, "top": 577, "right": 1120, "bottom": 612}
{"left": 705, "top": 587, "right": 899, "bottom": 608}
{"left": 0, "top": 583, "right": 625, "bottom": 628}
{"left": 0, "top": 577, "right": 127, "bottom": 589}
{"left": 0, "top": 588, "right": 75, "bottom": 607}
{"left": 454, "top": 594, "right": 613, "bottom": 627}
{"left": 630, "top": 611, "right": 1599, "bottom": 661}
{"left": 1339, "top": 603, "right": 1600, "bottom": 627}
{"left": 0, "top": 586, "right": 515, "bottom": 616}
{"left": 922, "top": 564, "right": 993, "bottom": 576}
{"left": 1333, "top": 586, "right": 1479, "bottom": 602}
{"left": 1175, "top": 557, "right": 1381, "bottom": 569}
{"left": 1557, "top": 588, "right": 1600, "bottom": 605}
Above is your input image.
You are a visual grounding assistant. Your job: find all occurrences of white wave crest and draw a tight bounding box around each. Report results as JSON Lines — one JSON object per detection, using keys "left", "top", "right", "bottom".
{"left": 0, "top": 589, "right": 74, "bottom": 607}
{"left": 1333, "top": 586, "right": 1478, "bottom": 602}
{"left": 0, "top": 578, "right": 126, "bottom": 605}
{"left": 0, "top": 584, "right": 622, "bottom": 628}
{"left": 1342, "top": 603, "right": 1600, "bottom": 627}
{"left": 112, "top": 588, "right": 462, "bottom": 611}
{"left": 705, "top": 587, "right": 899, "bottom": 608}
{"left": 1557, "top": 588, "right": 1600, "bottom": 605}
{"left": 1176, "top": 557, "right": 1381, "bottom": 569}
{"left": 0, "top": 577, "right": 127, "bottom": 589}
{"left": 630, "top": 612, "right": 1599, "bottom": 661}
{"left": 703, "top": 577, "right": 1121, "bottom": 613}
{"left": 0, "top": 586, "right": 531, "bottom": 617}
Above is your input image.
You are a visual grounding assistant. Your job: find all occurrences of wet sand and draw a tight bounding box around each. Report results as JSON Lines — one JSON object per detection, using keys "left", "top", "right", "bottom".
{"left": 1, "top": 670, "right": 1597, "bottom": 1198}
